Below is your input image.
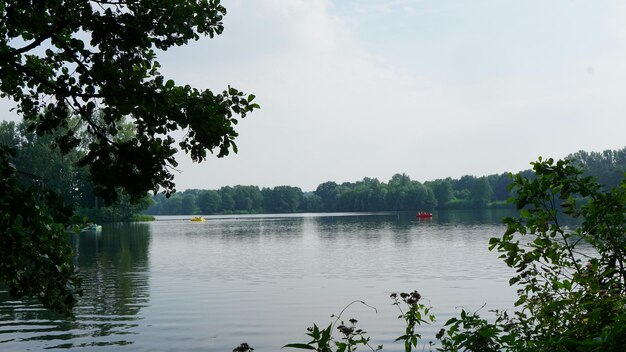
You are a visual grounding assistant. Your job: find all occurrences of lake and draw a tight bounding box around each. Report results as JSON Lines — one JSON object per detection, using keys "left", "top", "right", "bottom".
{"left": 0, "top": 210, "right": 519, "bottom": 351}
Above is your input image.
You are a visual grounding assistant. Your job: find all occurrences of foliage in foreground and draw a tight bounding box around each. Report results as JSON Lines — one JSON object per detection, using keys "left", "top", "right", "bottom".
{"left": 0, "top": 120, "right": 153, "bottom": 223}
{"left": 441, "top": 157, "right": 626, "bottom": 351}
{"left": 283, "top": 292, "right": 434, "bottom": 352}
{"left": 0, "top": 0, "right": 256, "bottom": 313}
{"left": 0, "top": 0, "right": 258, "bottom": 205}
{"left": 279, "top": 158, "right": 625, "bottom": 351}
{"left": 0, "top": 146, "right": 81, "bottom": 316}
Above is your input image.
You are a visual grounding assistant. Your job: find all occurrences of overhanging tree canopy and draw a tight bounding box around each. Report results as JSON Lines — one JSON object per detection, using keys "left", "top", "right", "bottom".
{"left": 0, "top": 0, "right": 257, "bottom": 314}
{"left": 0, "top": 0, "right": 258, "bottom": 204}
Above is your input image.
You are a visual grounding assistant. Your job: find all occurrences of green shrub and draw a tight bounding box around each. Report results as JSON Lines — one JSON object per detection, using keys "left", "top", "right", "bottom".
{"left": 440, "top": 158, "right": 626, "bottom": 351}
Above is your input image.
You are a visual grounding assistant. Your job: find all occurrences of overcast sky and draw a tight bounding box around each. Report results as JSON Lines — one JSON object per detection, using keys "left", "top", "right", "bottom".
{"left": 3, "top": 0, "right": 626, "bottom": 191}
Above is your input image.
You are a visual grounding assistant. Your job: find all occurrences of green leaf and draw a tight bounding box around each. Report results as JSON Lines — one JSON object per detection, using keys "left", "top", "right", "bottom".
{"left": 282, "top": 343, "right": 316, "bottom": 350}
{"left": 444, "top": 317, "right": 458, "bottom": 325}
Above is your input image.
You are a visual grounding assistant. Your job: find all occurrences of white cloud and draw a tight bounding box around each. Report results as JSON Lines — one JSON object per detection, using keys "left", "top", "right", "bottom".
{"left": 160, "top": 0, "right": 626, "bottom": 191}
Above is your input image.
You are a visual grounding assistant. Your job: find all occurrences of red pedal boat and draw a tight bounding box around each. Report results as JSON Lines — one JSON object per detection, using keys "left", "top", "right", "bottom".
{"left": 415, "top": 212, "right": 433, "bottom": 218}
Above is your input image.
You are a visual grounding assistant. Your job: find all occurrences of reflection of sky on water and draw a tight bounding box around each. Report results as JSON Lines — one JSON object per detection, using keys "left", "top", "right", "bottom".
{"left": 1, "top": 212, "right": 518, "bottom": 352}
{"left": 148, "top": 212, "right": 517, "bottom": 351}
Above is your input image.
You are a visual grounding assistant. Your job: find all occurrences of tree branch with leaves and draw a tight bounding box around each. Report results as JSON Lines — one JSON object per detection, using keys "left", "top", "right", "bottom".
{"left": 0, "top": 0, "right": 258, "bottom": 314}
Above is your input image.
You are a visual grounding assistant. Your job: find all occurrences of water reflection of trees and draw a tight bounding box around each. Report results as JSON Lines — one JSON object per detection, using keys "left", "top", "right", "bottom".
{"left": 310, "top": 211, "right": 519, "bottom": 247}
{"left": 315, "top": 214, "right": 396, "bottom": 238}
{"left": 0, "top": 223, "right": 151, "bottom": 350}
{"left": 183, "top": 218, "right": 303, "bottom": 242}
{"left": 72, "top": 223, "right": 151, "bottom": 318}
{"left": 435, "top": 209, "right": 518, "bottom": 225}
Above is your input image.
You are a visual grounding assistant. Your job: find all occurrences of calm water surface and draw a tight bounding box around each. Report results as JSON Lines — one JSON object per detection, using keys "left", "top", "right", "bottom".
{"left": 1, "top": 210, "right": 519, "bottom": 351}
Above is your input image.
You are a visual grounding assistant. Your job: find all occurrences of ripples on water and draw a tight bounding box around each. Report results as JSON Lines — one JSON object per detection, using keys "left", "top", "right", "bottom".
{"left": 0, "top": 224, "right": 150, "bottom": 351}
{"left": 1, "top": 210, "right": 518, "bottom": 351}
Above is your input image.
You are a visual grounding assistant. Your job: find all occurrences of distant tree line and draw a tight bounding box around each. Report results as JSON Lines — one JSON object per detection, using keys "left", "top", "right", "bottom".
{"left": 3, "top": 114, "right": 622, "bottom": 218}
{"left": 567, "top": 149, "right": 626, "bottom": 189}
{"left": 146, "top": 173, "right": 506, "bottom": 215}
{"left": 147, "top": 146, "right": 626, "bottom": 215}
